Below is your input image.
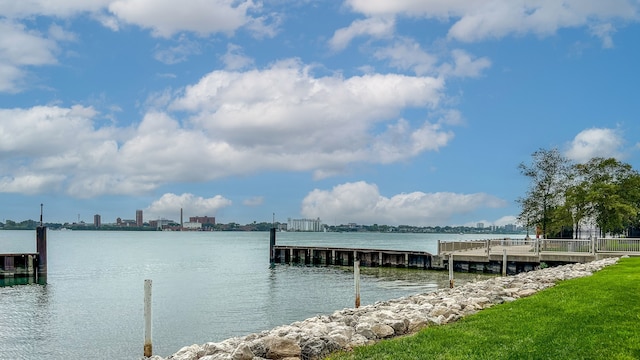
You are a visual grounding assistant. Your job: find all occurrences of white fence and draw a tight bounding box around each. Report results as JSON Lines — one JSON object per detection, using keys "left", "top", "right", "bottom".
{"left": 439, "top": 238, "right": 640, "bottom": 256}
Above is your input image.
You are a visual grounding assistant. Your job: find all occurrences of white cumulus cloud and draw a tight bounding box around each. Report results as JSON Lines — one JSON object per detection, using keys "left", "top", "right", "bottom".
{"left": 344, "top": 0, "right": 639, "bottom": 43}
{"left": 329, "top": 17, "right": 395, "bottom": 51}
{"left": 565, "top": 127, "right": 624, "bottom": 163}
{"left": 0, "top": 58, "right": 460, "bottom": 198}
{"left": 301, "top": 181, "right": 506, "bottom": 226}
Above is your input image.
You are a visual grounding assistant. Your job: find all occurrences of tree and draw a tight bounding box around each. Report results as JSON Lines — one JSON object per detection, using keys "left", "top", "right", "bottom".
{"left": 517, "top": 148, "right": 572, "bottom": 239}
{"left": 575, "top": 158, "right": 640, "bottom": 237}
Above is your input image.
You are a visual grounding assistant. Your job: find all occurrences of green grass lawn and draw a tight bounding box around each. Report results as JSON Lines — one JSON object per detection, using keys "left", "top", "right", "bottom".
{"left": 328, "top": 257, "right": 640, "bottom": 360}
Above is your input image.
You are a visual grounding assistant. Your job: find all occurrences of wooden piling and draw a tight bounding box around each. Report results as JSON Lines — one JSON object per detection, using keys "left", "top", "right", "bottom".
{"left": 502, "top": 249, "right": 507, "bottom": 276}
{"left": 448, "top": 254, "right": 454, "bottom": 288}
{"left": 144, "top": 279, "right": 153, "bottom": 357}
{"left": 269, "top": 228, "right": 276, "bottom": 263}
{"left": 36, "top": 225, "right": 47, "bottom": 281}
{"left": 354, "top": 260, "right": 361, "bottom": 308}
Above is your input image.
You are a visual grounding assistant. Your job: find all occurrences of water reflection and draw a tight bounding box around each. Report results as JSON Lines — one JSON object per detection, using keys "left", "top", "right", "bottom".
{"left": 0, "top": 283, "right": 53, "bottom": 359}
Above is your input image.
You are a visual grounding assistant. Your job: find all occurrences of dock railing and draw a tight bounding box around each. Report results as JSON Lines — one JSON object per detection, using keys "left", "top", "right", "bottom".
{"left": 597, "top": 238, "right": 640, "bottom": 253}
{"left": 487, "top": 238, "right": 538, "bottom": 256}
{"left": 440, "top": 237, "right": 640, "bottom": 257}
{"left": 438, "top": 240, "right": 486, "bottom": 253}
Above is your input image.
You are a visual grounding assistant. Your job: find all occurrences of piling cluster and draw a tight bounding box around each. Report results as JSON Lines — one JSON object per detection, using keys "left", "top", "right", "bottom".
{"left": 148, "top": 257, "right": 619, "bottom": 360}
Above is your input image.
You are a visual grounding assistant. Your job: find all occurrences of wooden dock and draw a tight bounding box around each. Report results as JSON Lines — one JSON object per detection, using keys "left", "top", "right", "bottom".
{"left": 270, "top": 229, "right": 640, "bottom": 275}
{"left": 0, "top": 225, "right": 48, "bottom": 283}
{"left": 272, "top": 245, "right": 433, "bottom": 268}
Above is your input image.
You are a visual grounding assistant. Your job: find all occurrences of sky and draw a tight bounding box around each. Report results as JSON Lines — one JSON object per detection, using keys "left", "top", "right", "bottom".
{"left": 1, "top": 1, "right": 639, "bottom": 227}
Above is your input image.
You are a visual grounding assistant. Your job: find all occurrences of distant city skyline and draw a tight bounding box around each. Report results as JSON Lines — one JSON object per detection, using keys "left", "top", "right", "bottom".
{"left": 1, "top": 1, "right": 639, "bottom": 227}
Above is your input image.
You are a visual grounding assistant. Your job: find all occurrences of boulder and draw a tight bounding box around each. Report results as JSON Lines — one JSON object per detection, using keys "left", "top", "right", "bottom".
{"left": 264, "top": 337, "right": 301, "bottom": 359}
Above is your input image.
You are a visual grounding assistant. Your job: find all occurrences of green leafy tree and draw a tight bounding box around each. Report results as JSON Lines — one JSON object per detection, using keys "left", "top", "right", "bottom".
{"left": 517, "top": 148, "right": 572, "bottom": 239}
{"left": 575, "top": 158, "right": 640, "bottom": 236}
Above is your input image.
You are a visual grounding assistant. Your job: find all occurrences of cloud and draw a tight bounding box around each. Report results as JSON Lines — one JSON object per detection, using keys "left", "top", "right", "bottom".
{"left": 153, "top": 35, "right": 201, "bottom": 64}
{"left": 108, "top": 0, "right": 259, "bottom": 37}
{"left": 170, "top": 59, "right": 451, "bottom": 178}
{"left": 0, "top": 0, "right": 111, "bottom": 18}
{"left": 0, "top": 174, "right": 66, "bottom": 195}
{"left": 589, "top": 23, "right": 616, "bottom": 48}
{"left": 440, "top": 49, "right": 491, "bottom": 78}
{"left": 565, "top": 128, "right": 624, "bottom": 163}
{"left": 145, "top": 193, "right": 232, "bottom": 220}
{"left": 301, "top": 181, "right": 506, "bottom": 226}
{"left": 329, "top": 17, "right": 395, "bottom": 51}
{"left": 0, "top": 59, "right": 458, "bottom": 198}
{"left": 221, "top": 43, "right": 254, "bottom": 70}
{"left": 345, "top": 0, "right": 639, "bottom": 43}
{"left": 0, "top": 19, "right": 60, "bottom": 92}
{"left": 373, "top": 37, "right": 438, "bottom": 75}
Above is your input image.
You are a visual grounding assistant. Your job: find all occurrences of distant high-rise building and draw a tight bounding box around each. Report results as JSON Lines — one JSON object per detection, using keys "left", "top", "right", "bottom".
{"left": 136, "top": 210, "right": 143, "bottom": 226}
{"left": 94, "top": 214, "right": 101, "bottom": 228}
{"left": 287, "top": 218, "right": 323, "bottom": 232}
{"left": 477, "top": 222, "right": 484, "bottom": 229}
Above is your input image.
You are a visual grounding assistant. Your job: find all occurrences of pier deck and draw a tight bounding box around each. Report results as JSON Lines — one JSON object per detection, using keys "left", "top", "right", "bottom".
{"left": 271, "top": 236, "right": 640, "bottom": 275}
{"left": 0, "top": 253, "right": 39, "bottom": 278}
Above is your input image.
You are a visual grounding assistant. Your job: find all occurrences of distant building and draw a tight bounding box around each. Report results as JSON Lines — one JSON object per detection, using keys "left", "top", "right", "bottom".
{"left": 136, "top": 210, "right": 143, "bottom": 227}
{"left": 94, "top": 214, "right": 101, "bottom": 228}
{"left": 149, "top": 218, "right": 173, "bottom": 230}
{"left": 287, "top": 218, "right": 323, "bottom": 232}
{"left": 477, "top": 222, "right": 484, "bottom": 229}
{"left": 189, "top": 216, "right": 215, "bottom": 225}
{"left": 183, "top": 222, "right": 203, "bottom": 230}
{"left": 121, "top": 219, "right": 137, "bottom": 226}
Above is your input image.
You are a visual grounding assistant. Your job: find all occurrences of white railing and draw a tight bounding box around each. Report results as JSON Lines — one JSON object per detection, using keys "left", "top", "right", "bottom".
{"left": 597, "top": 238, "right": 640, "bottom": 253}
{"left": 487, "top": 238, "right": 537, "bottom": 255}
{"left": 537, "top": 239, "right": 593, "bottom": 254}
{"left": 440, "top": 238, "right": 640, "bottom": 256}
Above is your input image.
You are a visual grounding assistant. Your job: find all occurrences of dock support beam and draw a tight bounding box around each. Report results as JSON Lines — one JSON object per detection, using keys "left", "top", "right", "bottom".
{"left": 502, "top": 249, "right": 507, "bottom": 276}
{"left": 269, "top": 228, "right": 276, "bottom": 263}
{"left": 448, "top": 254, "right": 454, "bottom": 288}
{"left": 36, "top": 226, "right": 47, "bottom": 282}
{"left": 354, "top": 260, "right": 360, "bottom": 308}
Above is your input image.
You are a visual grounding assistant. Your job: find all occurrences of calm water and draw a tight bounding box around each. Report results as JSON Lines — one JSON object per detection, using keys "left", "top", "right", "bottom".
{"left": 0, "top": 230, "right": 514, "bottom": 359}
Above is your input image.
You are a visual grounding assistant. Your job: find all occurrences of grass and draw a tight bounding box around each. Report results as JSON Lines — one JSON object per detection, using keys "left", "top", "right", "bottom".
{"left": 328, "top": 257, "right": 640, "bottom": 360}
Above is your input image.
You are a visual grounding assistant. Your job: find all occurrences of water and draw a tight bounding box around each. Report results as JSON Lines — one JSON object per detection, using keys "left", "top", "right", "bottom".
{"left": 0, "top": 230, "right": 514, "bottom": 359}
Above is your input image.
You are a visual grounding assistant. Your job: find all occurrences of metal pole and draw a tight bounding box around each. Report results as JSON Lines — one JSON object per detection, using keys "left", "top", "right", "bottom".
{"left": 144, "top": 279, "right": 152, "bottom": 357}
{"left": 354, "top": 260, "right": 360, "bottom": 308}
{"left": 448, "top": 254, "right": 454, "bottom": 288}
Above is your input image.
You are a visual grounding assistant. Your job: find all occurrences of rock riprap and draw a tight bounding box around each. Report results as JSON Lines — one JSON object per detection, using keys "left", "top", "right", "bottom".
{"left": 147, "top": 257, "right": 618, "bottom": 360}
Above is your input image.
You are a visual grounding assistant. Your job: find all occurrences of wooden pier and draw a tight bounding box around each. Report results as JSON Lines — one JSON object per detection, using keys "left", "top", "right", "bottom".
{"left": 0, "top": 224, "right": 47, "bottom": 283}
{"left": 272, "top": 245, "right": 432, "bottom": 268}
{"left": 270, "top": 230, "right": 640, "bottom": 275}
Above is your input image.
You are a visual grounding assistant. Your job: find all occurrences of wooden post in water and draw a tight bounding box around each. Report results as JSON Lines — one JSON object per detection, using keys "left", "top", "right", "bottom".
{"left": 269, "top": 228, "right": 276, "bottom": 263}
{"left": 502, "top": 249, "right": 507, "bottom": 276}
{"left": 144, "top": 279, "right": 153, "bottom": 357}
{"left": 354, "top": 260, "right": 361, "bottom": 308}
{"left": 448, "top": 254, "right": 454, "bottom": 288}
{"left": 36, "top": 203, "right": 47, "bottom": 282}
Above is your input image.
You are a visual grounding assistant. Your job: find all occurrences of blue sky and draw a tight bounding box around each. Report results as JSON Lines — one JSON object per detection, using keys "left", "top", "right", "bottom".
{"left": 1, "top": 1, "right": 639, "bottom": 227}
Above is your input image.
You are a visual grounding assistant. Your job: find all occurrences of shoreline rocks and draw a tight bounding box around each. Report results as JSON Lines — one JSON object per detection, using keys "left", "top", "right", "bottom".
{"left": 148, "top": 257, "right": 619, "bottom": 360}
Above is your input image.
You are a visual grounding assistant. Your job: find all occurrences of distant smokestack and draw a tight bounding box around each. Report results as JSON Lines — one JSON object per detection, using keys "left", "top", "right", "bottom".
{"left": 180, "top": 208, "right": 183, "bottom": 230}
